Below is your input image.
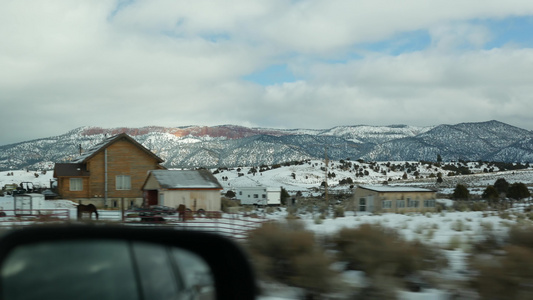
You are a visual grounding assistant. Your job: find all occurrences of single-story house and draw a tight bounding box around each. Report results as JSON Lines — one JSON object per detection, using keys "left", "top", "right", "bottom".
{"left": 142, "top": 169, "right": 223, "bottom": 212}
{"left": 350, "top": 185, "right": 437, "bottom": 213}
{"left": 53, "top": 133, "right": 165, "bottom": 209}
{"left": 235, "top": 186, "right": 281, "bottom": 206}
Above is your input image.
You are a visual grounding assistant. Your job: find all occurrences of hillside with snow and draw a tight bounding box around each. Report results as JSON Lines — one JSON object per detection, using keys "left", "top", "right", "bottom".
{"left": 1, "top": 121, "right": 532, "bottom": 171}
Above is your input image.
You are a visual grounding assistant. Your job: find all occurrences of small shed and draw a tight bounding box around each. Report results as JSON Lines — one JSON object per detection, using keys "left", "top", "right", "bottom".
{"left": 142, "top": 170, "right": 223, "bottom": 212}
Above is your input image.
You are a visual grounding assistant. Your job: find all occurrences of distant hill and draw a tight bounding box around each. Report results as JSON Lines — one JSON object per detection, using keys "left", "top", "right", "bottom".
{"left": 1, "top": 120, "right": 532, "bottom": 171}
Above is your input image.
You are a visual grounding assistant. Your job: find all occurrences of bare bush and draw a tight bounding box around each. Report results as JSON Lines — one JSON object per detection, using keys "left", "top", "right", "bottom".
{"left": 470, "top": 224, "right": 533, "bottom": 299}
{"left": 246, "top": 222, "right": 336, "bottom": 298}
{"left": 332, "top": 224, "right": 447, "bottom": 280}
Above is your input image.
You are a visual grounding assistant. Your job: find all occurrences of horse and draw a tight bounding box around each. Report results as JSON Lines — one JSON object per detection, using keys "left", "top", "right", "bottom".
{"left": 77, "top": 204, "right": 99, "bottom": 220}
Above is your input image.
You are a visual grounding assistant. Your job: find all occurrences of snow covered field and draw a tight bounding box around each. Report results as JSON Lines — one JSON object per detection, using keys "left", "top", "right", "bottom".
{"left": 1, "top": 163, "right": 532, "bottom": 299}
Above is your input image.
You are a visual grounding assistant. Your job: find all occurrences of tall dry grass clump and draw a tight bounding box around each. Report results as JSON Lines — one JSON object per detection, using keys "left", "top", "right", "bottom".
{"left": 470, "top": 224, "right": 533, "bottom": 299}
{"left": 332, "top": 224, "right": 447, "bottom": 287}
{"left": 246, "top": 221, "right": 336, "bottom": 299}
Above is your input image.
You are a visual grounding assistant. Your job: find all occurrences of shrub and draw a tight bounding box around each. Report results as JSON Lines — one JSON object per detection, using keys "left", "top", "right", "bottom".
{"left": 470, "top": 201, "right": 488, "bottom": 211}
{"left": 508, "top": 224, "right": 533, "bottom": 249}
{"left": 334, "top": 206, "right": 345, "bottom": 218}
{"left": 453, "top": 201, "right": 469, "bottom": 212}
{"left": 221, "top": 198, "right": 239, "bottom": 213}
{"left": 356, "top": 275, "right": 399, "bottom": 300}
{"left": 499, "top": 211, "right": 511, "bottom": 220}
{"left": 286, "top": 206, "right": 298, "bottom": 215}
{"left": 447, "top": 235, "right": 462, "bottom": 250}
{"left": 472, "top": 245, "right": 533, "bottom": 299}
{"left": 332, "top": 224, "right": 446, "bottom": 279}
{"left": 246, "top": 222, "right": 335, "bottom": 297}
{"left": 451, "top": 219, "right": 465, "bottom": 231}
{"left": 265, "top": 206, "right": 276, "bottom": 214}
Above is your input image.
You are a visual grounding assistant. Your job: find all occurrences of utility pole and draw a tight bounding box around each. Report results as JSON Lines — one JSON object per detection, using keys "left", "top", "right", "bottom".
{"left": 324, "top": 146, "right": 329, "bottom": 206}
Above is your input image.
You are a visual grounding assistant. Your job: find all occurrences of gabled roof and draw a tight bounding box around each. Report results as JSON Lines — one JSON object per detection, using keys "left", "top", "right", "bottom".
{"left": 72, "top": 133, "right": 164, "bottom": 164}
{"left": 53, "top": 163, "right": 90, "bottom": 177}
{"left": 146, "top": 169, "right": 223, "bottom": 190}
{"left": 358, "top": 185, "right": 435, "bottom": 193}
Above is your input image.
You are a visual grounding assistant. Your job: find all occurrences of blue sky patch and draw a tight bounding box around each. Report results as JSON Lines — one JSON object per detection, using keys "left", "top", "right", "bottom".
{"left": 482, "top": 16, "right": 533, "bottom": 49}
{"left": 243, "top": 64, "right": 297, "bottom": 86}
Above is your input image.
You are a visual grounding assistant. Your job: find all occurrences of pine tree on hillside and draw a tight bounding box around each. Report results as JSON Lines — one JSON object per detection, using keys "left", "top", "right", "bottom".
{"left": 452, "top": 184, "right": 470, "bottom": 200}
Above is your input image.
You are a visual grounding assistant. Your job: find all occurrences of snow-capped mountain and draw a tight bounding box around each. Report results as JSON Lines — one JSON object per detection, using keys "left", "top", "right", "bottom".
{"left": 1, "top": 121, "right": 532, "bottom": 171}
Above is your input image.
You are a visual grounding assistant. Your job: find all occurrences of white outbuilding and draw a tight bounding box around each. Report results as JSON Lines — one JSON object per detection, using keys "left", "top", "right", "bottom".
{"left": 142, "top": 170, "right": 223, "bottom": 212}
{"left": 235, "top": 186, "right": 281, "bottom": 206}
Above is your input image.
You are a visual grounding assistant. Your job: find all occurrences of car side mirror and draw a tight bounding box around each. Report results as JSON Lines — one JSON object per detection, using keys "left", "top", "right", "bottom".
{"left": 0, "top": 225, "right": 257, "bottom": 300}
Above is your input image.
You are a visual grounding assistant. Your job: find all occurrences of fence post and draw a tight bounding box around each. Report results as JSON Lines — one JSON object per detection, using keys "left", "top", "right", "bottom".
{"left": 121, "top": 198, "right": 125, "bottom": 222}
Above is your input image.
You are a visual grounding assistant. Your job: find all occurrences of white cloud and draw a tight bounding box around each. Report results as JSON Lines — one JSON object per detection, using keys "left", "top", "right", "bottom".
{"left": 1, "top": 0, "right": 533, "bottom": 145}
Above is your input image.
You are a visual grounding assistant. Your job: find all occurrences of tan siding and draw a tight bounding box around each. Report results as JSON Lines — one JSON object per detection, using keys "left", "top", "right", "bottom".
{"left": 162, "top": 190, "right": 221, "bottom": 211}
{"left": 351, "top": 187, "right": 436, "bottom": 213}
{"left": 86, "top": 139, "right": 162, "bottom": 199}
{"left": 142, "top": 174, "right": 161, "bottom": 190}
{"left": 57, "top": 177, "right": 90, "bottom": 199}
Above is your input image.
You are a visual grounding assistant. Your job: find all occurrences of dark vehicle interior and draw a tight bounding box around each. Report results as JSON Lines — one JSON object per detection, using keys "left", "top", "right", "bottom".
{"left": 0, "top": 225, "right": 257, "bottom": 300}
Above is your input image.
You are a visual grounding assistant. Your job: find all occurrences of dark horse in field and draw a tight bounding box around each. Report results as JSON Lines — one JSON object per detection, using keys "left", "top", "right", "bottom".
{"left": 77, "top": 204, "right": 99, "bottom": 220}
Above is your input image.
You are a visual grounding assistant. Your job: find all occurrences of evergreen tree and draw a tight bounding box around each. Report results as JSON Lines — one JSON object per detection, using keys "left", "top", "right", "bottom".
{"left": 507, "top": 182, "right": 531, "bottom": 200}
{"left": 280, "top": 187, "right": 290, "bottom": 205}
{"left": 224, "top": 190, "right": 236, "bottom": 198}
{"left": 494, "top": 178, "right": 509, "bottom": 195}
{"left": 452, "top": 184, "right": 470, "bottom": 200}
{"left": 436, "top": 173, "right": 443, "bottom": 184}
{"left": 482, "top": 186, "right": 499, "bottom": 204}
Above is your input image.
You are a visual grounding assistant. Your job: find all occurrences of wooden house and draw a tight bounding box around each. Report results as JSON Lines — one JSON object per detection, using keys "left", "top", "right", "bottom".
{"left": 142, "top": 170, "right": 223, "bottom": 212}
{"left": 53, "top": 133, "right": 165, "bottom": 208}
{"left": 350, "top": 185, "right": 437, "bottom": 213}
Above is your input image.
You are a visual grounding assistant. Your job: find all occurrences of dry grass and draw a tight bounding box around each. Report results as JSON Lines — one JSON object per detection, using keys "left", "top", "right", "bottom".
{"left": 246, "top": 221, "right": 336, "bottom": 298}
{"left": 332, "top": 224, "right": 447, "bottom": 279}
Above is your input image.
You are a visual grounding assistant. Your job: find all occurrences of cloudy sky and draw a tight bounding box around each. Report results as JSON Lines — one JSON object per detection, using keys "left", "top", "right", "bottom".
{"left": 2, "top": 0, "right": 533, "bottom": 145}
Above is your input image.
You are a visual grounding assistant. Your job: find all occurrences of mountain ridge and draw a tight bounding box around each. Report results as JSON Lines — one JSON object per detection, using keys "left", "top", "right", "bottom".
{"left": 1, "top": 120, "right": 532, "bottom": 170}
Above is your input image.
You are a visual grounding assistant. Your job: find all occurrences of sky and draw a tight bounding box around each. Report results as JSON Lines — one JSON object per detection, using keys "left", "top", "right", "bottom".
{"left": 1, "top": 0, "right": 533, "bottom": 146}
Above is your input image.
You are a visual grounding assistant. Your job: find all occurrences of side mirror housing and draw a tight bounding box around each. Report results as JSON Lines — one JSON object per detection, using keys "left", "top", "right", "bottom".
{"left": 0, "top": 225, "right": 257, "bottom": 300}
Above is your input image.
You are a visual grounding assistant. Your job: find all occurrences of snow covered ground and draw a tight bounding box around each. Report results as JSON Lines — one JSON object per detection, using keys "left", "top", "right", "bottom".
{"left": 1, "top": 164, "right": 532, "bottom": 299}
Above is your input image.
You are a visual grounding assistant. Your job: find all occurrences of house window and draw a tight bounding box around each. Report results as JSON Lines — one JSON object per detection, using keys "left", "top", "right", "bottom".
{"left": 116, "top": 175, "right": 131, "bottom": 190}
{"left": 69, "top": 178, "right": 83, "bottom": 191}
{"left": 239, "top": 191, "right": 242, "bottom": 195}
{"left": 262, "top": 194, "right": 267, "bottom": 199}
{"left": 424, "top": 200, "right": 435, "bottom": 208}
{"left": 359, "top": 198, "right": 366, "bottom": 212}
{"left": 408, "top": 199, "right": 419, "bottom": 208}
{"left": 397, "top": 200, "right": 405, "bottom": 208}
{"left": 253, "top": 194, "right": 259, "bottom": 198}
{"left": 382, "top": 200, "right": 392, "bottom": 209}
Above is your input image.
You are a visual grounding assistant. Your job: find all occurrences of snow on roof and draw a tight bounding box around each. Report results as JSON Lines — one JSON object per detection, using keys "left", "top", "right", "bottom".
{"left": 150, "top": 170, "right": 222, "bottom": 190}
{"left": 358, "top": 185, "right": 435, "bottom": 193}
